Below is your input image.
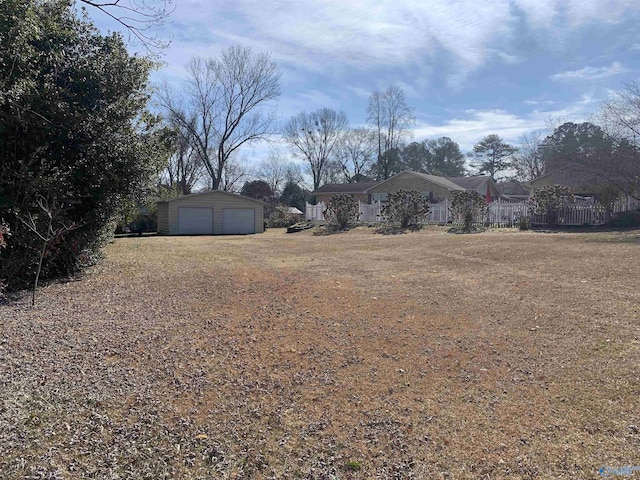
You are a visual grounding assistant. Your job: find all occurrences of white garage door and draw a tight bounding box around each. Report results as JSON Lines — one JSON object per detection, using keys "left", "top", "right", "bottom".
{"left": 178, "top": 207, "right": 213, "bottom": 234}
{"left": 222, "top": 208, "right": 255, "bottom": 234}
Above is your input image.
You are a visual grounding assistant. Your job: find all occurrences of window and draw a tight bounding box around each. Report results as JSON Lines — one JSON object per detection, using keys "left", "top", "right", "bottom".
{"left": 372, "top": 193, "right": 388, "bottom": 203}
{"left": 421, "top": 191, "right": 433, "bottom": 202}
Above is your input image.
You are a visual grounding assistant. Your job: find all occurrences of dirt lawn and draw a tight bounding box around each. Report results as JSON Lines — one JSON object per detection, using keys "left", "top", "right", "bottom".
{"left": 1, "top": 227, "right": 639, "bottom": 479}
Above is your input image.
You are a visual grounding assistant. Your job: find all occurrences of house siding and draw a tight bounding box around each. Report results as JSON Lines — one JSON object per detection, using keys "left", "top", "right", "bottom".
{"left": 157, "top": 202, "right": 169, "bottom": 235}
{"left": 369, "top": 172, "right": 452, "bottom": 202}
{"left": 530, "top": 176, "right": 557, "bottom": 191}
{"left": 163, "top": 192, "right": 264, "bottom": 235}
{"left": 316, "top": 192, "right": 370, "bottom": 204}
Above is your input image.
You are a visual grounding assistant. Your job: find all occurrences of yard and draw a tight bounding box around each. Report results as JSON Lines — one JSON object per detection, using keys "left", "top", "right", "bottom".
{"left": 1, "top": 227, "right": 639, "bottom": 479}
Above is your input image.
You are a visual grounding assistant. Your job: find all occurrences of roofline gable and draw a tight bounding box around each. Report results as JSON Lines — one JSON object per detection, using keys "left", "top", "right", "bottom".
{"left": 157, "top": 190, "right": 266, "bottom": 205}
{"left": 368, "top": 170, "right": 466, "bottom": 192}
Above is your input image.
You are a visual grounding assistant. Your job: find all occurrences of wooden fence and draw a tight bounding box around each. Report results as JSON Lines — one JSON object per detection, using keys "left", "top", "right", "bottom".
{"left": 306, "top": 196, "right": 640, "bottom": 227}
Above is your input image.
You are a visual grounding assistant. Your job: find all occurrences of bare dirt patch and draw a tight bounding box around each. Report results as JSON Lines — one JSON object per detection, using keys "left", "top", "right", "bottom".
{"left": 1, "top": 228, "right": 639, "bottom": 479}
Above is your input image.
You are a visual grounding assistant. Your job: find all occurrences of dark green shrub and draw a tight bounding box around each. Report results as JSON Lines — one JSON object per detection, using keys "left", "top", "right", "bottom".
{"left": 267, "top": 208, "right": 298, "bottom": 228}
{"left": 324, "top": 194, "right": 359, "bottom": 230}
{"left": 529, "top": 185, "right": 573, "bottom": 226}
{"left": 0, "top": 1, "right": 162, "bottom": 291}
{"left": 518, "top": 214, "right": 531, "bottom": 231}
{"left": 450, "top": 190, "right": 488, "bottom": 231}
{"left": 608, "top": 209, "right": 640, "bottom": 228}
{"left": 382, "top": 189, "right": 430, "bottom": 228}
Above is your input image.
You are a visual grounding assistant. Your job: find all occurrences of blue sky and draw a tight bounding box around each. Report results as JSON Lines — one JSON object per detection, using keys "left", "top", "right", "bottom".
{"left": 92, "top": 0, "right": 640, "bottom": 164}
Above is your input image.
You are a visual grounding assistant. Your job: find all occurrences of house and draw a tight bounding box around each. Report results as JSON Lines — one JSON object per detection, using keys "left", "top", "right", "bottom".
{"left": 496, "top": 179, "right": 530, "bottom": 202}
{"left": 157, "top": 190, "right": 264, "bottom": 235}
{"left": 313, "top": 170, "right": 502, "bottom": 204}
{"left": 313, "top": 181, "right": 381, "bottom": 205}
{"left": 528, "top": 170, "right": 602, "bottom": 196}
{"left": 445, "top": 176, "right": 502, "bottom": 202}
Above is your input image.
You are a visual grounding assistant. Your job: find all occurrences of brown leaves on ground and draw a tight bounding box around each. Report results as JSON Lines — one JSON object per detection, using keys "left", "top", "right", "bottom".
{"left": 1, "top": 227, "right": 639, "bottom": 479}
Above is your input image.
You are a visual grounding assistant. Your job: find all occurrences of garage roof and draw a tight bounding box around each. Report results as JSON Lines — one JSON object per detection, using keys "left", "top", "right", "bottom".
{"left": 157, "top": 190, "right": 266, "bottom": 205}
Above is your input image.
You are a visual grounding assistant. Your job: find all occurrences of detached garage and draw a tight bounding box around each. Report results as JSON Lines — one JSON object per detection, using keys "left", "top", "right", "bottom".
{"left": 157, "top": 191, "right": 264, "bottom": 235}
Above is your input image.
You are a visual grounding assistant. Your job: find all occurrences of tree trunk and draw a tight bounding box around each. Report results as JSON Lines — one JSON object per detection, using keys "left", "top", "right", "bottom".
{"left": 32, "top": 241, "right": 47, "bottom": 307}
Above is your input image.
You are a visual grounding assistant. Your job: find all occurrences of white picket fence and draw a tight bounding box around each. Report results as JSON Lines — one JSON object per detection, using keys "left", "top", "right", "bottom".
{"left": 306, "top": 196, "right": 640, "bottom": 227}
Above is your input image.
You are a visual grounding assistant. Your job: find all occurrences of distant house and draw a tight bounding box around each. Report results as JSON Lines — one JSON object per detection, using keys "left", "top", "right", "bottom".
{"left": 497, "top": 179, "right": 530, "bottom": 202}
{"left": 527, "top": 169, "right": 600, "bottom": 195}
{"left": 313, "top": 170, "right": 501, "bottom": 204}
{"left": 446, "top": 176, "right": 501, "bottom": 202}
{"left": 313, "top": 181, "right": 381, "bottom": 205}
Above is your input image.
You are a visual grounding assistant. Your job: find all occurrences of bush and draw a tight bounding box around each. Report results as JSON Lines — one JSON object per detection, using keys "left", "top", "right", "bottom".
{"left": 529, "top": 185, "right": 573, "bottom": 227}
{"left": 381, "top": 189, "right": 430, "bottom": 228}
{"left": 0, "top": 2, "right": 162, "bottom": 291}
{"left": 324, "top": 194, "right": 359, "bottom": 230}
{"left": 608, "top": 209, "right": 640, "bottom": 228}
{"left": 449, "top": 190, "right": 488, "bottom": 231}
{"left": 267, "top": 208, "right": 298, "bottom": 228}
{"left": 518, "top": 214, "right": 531, "bottom": 231}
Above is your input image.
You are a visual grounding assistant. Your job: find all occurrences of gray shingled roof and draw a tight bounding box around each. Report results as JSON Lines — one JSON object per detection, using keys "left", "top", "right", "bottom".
{"left": 314, "top": 181, "right": 380, "bottom": 194}
{"left": 446, "top": 176, "right": 490, "bottom": 190}
{"left": 406, "top": 171, "right": 465, "bottom": 191}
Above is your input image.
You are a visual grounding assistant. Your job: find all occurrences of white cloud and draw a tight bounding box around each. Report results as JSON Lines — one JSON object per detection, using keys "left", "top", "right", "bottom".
{"left": 512, "top": 0, "right": 558, "bottom": 27}
{"left": 411, "top": 95, "right": 596, "bottom": 151}
{"left": 514, "top": 0, "right": 639, "bottom": 28}
{"left": 169, "top": 0, "right": 517, "bottom": 79}
{"left": 550, "top": 62, "right": 629, "bottom": 81}
{"left": 143, "top": 0, "right": 640, "bottom": 96}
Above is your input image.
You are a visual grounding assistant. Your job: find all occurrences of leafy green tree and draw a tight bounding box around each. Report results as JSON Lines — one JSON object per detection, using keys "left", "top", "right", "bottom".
{"left": 529, "top": 185, "right": 573, "bottom": 227}
{"left": 468, "top": 134, "right": 517, "bottom": 180}
{"left": 370, "top": 148, "right": 404, "bottom": 180}
{"left": 449, "top": 190, "right": 488, "bottom": 231}
{"left": 280, "top": 181, "right": 307, "bottom": 212}
{"left": 382, "top": 189, "right": 430, "bottom": 228}
{"left": 0, "top": 0, "right": 163, "bottom": 290}
{"left": 399, "top": 142, "right": 429, "bottom": 173}
{"left": 540, "top": 122, "right": 639, "bottom": 197}
{"left": 425, "top": 137, "right": 467, "bottom": 176}
{"left": 398, "top": 138, "right": 466, "bottom": 176}
{"left": 323, "top": 194, "right": 359, "bottom": 230}
{"left": 240, "top": 180, "right": 274, "bottom": 201}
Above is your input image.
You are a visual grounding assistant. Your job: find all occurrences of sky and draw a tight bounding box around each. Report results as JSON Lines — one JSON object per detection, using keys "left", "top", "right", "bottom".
{"left": 91, "top": 0, "right": 640, "bottom": 170}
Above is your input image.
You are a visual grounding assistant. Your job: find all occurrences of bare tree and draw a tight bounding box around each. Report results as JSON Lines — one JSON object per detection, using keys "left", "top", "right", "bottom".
{"left": 322, "top": 159, "right": 343, "bottom": 185}
{"left": 367, "top": 85, "right": 415, "bottom": 179}
{"left": 219, "top": 155, "right": 250, "bottom": 193}
{"left": 334, "top": 127, "right": 377, "bottom": 182}
{"left": 513, "top": 130, "right": 547, "bottom": 181}
{"left": 599, "top": 82, "right": 640, "bottom": 141}
{"left": 598, "top": 81, "right": 640, "bottom": 146}
{"left": 256, "top": 149, "right": 292, "bottom": 194}
{"left": 283, "top": 108, "right": 348, "bottom": 191}
{"left": 284, "top": 162, "right": 305, "bottom": 187}
{"left": 16, "top": 196, "right": 81, "bottom": 306}
{"left": 160, "top": 111, "right": 206, "bottom": 195}
{"left": 157, "top": 45, "right": 281, "bottom": 190}
{"left": 79, "top": 0, "right": 174, "bottom": 54}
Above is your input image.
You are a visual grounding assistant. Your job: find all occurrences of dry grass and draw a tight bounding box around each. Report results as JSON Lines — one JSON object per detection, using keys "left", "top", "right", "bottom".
{"left": 1, "top": 227, "right": 639, "bottom": 479}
